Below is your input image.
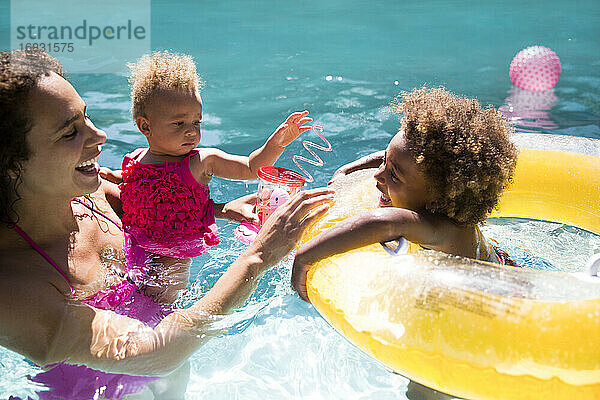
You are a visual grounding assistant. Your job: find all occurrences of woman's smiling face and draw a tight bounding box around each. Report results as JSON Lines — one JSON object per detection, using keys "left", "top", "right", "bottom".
{"left": 374, "top": 130, "right": 432, "bottom": 211}
{"left": 19, "top": 72, "right": 107, "bottom": 200}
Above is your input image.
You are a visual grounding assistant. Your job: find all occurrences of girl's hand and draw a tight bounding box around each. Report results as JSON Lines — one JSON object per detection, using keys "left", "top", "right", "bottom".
{"left": 291, "top": 255, "right": 312, "bottom": 302}
{"left": 272, "top": 111, "right": 313, "bottom": 148}
{"left": 249, "top": 187, "right": 334, "bottom": 268}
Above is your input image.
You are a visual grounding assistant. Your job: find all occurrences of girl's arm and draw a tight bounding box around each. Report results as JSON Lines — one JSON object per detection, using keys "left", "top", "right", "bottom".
{"left": 328, "top": 150, "right": 385, "bottom": 185}
{"left": 291, "top": 208, "right": 462, "bottom": 301}
{"left": 195, "top": 111, "right": 312, "bottom": 180}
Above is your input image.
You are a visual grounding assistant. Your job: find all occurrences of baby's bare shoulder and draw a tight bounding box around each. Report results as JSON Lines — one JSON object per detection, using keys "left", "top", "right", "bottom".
{"left": 191, "top": 148, "right": 219, "bottom": 183}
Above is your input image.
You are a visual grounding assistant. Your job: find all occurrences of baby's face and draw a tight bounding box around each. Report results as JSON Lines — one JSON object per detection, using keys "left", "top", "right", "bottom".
{"left": 374, "top": 131, "right": 431, "bottom": 211}
{"left": 143, "top": 89, "right": 203, "bottom": 156}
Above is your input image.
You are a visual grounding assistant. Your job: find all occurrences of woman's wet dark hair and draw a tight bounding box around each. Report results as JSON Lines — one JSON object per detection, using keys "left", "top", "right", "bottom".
{"left": 0, "top": 49, "right": 64, "bottom": 222}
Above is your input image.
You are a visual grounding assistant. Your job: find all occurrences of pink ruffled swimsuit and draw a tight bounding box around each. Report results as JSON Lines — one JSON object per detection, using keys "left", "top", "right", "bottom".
{"left": 120, "top": 148, "right": 219, "bottom": 261}
{"left": 6, "top": 198, "right": 172, "bottom": 400}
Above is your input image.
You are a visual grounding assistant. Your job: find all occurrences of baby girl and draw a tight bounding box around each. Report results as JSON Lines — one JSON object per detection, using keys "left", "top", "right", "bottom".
{"left": 121, "top": 51, "right": 312, "bottom": 301}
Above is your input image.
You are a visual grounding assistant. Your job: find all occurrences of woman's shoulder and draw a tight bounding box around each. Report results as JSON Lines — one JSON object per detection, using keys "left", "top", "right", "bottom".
{"left": 0, "top": 248, "right": 72, "bottom": 360}
{"left": 0, "top": 240, "right": 72, "bottom": 292}
{"left": 0, "top": 254, "right": 70, "bottom": 300}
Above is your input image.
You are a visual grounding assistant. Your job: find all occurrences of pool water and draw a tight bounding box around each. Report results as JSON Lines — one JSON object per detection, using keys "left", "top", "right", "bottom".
{"left": 1, "top": 0, "right": 600, "bottom": 398}
{"left": 3, "top": 218, "right": 598, "bottom": 400}
{"left": 483, "top": 218, "right": 600, "bottom": 273}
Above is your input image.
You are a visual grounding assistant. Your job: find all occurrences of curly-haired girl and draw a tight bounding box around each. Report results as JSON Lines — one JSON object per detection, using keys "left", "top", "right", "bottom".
{"left": 292, "top": 87, "right": 519, "bottom": 301}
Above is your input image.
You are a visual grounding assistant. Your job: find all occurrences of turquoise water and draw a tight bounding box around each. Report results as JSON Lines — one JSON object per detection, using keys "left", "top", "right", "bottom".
{"left": 1, "top": 0, "right": 600, "bottom": 398}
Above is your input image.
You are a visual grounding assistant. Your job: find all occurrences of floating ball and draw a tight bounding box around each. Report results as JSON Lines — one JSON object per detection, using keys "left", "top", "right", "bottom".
{"left": 509, "top": 46, "right": 561, "bottom": 92}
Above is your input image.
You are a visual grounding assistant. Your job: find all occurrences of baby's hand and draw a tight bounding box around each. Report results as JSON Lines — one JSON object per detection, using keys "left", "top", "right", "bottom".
{"left": 272, "top": 111, "right": 313, "bottom": 147}
{"left": 219, "top": 193, "right": 260, "bottom": 225}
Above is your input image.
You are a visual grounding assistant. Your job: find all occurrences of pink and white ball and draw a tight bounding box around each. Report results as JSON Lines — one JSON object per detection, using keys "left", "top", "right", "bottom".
{"left": 509, "top": 46, "right": 561, "bottom": 92}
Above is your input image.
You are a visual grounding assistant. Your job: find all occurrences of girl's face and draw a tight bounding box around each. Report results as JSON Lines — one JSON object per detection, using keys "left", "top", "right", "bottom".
{"left": 374, "top": 131, "right": 432, "bottom": 211}
{"left": 19, "top": 72, "right": 107, "bottom": 200}
{"left": 137, "top": 89, "right": 202, "bottom": 157}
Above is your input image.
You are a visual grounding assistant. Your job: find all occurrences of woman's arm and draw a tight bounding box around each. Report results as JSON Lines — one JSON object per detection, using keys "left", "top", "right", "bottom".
{"left": 44, "top": 246, "right": 269, "bottom": 376}
{"left": 33, "top": 187, "right": 334, "bottom": 376}
{"left": 328, "top": 150, "right": 385, "bottom": 185}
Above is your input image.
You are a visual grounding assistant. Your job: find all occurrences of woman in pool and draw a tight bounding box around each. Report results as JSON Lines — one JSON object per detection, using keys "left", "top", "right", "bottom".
{"left": 0, "top": 49, "right": 333, "bottom": 399}
{"left": 292, "top": 87, "right": 519, "bottom": 301}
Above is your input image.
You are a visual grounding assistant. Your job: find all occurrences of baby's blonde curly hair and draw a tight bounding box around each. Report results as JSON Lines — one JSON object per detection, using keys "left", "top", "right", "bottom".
{"left": 128, "top": 50, "right": 204, "bottom": 118}
{"left": 391, "top": 87, "right": 518, "bottom": 225}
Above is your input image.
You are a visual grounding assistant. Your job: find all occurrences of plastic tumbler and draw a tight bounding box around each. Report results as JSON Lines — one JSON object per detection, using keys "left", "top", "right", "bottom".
{"left": 256, "top": 166, "right": 305, "bottom": 226}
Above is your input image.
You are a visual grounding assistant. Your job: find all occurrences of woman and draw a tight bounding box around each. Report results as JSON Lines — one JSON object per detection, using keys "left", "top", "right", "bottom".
{"left": 0, "top": 49, "right": 333, "bottom": 399}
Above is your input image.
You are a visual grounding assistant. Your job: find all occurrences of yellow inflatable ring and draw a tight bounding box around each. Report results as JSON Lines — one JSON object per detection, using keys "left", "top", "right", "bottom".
{"left": 302, "top": 133, "right": 600, "bottom": 400}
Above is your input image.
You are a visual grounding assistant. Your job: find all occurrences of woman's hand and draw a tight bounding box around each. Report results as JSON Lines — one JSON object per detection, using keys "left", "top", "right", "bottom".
{"left": 249, "top": 187, "right": 335, "bottom": 268}
{"left": 188, "top": 187, "right": 335, "bottom": 317}
{"left": 99, "top": 167, "right": 123, "bottom": 184}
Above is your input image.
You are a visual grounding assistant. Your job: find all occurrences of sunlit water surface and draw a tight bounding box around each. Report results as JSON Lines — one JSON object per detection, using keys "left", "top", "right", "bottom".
{"left": 1, "top": 0, "right": 599, "bottom": 398}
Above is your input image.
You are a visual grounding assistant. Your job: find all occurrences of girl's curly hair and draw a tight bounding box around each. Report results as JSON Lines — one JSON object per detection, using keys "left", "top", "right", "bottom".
{"left": 391, "top": 87, "right": 518, "bottom": 225}
{"left": 0, "top": 49, "right": 64, "bottom": 222}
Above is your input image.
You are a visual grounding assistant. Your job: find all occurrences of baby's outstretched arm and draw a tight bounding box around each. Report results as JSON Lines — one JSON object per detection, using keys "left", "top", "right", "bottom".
{"left": 246, "top": 110, "right": 313, "bottom": 174}
{"left": 196, "top": 111, "right": 312, "bottom": 181}
{"left": 291, "top": 208, "right": 464, "bottom": 302}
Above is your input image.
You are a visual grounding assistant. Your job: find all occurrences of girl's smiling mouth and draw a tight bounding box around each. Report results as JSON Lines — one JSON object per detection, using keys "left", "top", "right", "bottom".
{"left": 376, "top": 184, "right": 392, "bottom": 206}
